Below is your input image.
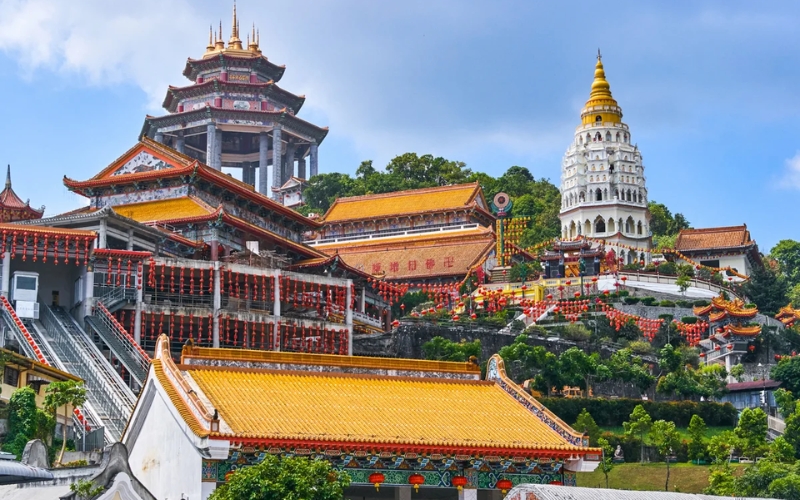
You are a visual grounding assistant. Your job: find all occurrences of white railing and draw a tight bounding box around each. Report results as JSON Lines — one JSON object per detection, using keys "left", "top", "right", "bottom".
{"left": 305, "top": 223, "right": 480, "bottom": 246}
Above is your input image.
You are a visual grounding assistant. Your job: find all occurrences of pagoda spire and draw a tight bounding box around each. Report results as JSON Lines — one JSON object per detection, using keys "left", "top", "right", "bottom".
{"left": 5, "top": 165, "right": 10, "bottom": 190}
{"left": 228, "top": 1, "right": 243, "bottom": 50}
{"left": 205, "top": 25, "right": 215, "bottom": 54}
{"left": 215, "top": 21, "right": 225, "bottom": 50}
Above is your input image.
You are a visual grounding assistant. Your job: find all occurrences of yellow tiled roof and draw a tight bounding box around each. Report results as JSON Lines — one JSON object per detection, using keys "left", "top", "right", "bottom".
{"left": 323, "top": 183, "right": 481, "bottom": 222}
{"left": 187, "top": 367, "right": 579, "bottom": 451}
{"left": 112, "top": 197, "right": 214, "bottom": 223}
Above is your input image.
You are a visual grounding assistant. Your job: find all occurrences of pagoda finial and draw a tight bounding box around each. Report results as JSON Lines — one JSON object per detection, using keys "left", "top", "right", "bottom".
{"left": 597, "top": 48, "right": 602, "bottom": 61}
{"left": 227, "top": 1, "right": 244, "bottom": 50}
{"left": 232, "top": 1, "right": 238, "bottom": 38}
{"left": 248, "top": 22, "right": 258, "bottom": 51}
{"left": 5, "top": 165, "right": 10, "bottom": 189}
{"left": 215, "top": 21, "right": 225, "bottom": 50}
{"left": 205, "top": 25, "right": 215, "bottom": 53}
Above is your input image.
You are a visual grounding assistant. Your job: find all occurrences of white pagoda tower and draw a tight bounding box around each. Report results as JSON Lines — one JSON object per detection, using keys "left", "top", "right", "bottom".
{"left": 559, "top": 52, "right": 651, "bottom": 264}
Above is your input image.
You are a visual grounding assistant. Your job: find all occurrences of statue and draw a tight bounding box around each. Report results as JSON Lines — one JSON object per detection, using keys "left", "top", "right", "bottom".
{"left": 613, "top": 445, "right": 624, "bottom": 463}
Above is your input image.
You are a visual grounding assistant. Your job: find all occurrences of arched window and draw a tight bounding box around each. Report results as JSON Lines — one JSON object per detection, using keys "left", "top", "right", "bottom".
{"left": 586, "top": 133, "right": 591, "bottom": 143}
{"left": 627, "top": 190, "right": 632, "bottom": 201}
{"left": 605, "top": 131, "right": 611, "bottom": 141}
{"left": 584, "top": 220, "right": 591, "bottom": 235}
{"left": 624, "top": 133, "right": 629, "bottom": 142}
{"left": 579, "top": 192, "right": 585, "bottom": 202}
{"left": 614, "top": 189, "right": 619, "bottom": 199}
{"left": 579, "top": 136, "right": 583, "bottom": 144}
{"left": 595, "top": 115, "right": 602, "bottom": 122}
{"left": 595, "top": 132, "right": 602, "bottom": 141}
{"left": 569, "top": 221, "right": 576, "bottom": 239}
{"left": 589, "top": 176, "right": 594, "bottom": 182}
{"left": 625, "top": 217, "right": 634, "bottom": 233}
{"left": 603, "top": 188, "right": 608, "bottom": 199}
{"left": 637, "top": 191, "right": 642, "bottom": 203}
{"left": 616, "top": 132, "right": 620, "bottom": 142}
{"left": 608, "top": 218, "right": 616, "bottom": 233}
{"left": 637, "top": 221, "right": 643, "bottom": 235}
{"left": 595, "top": 188, "right": 602, "bottom": 201}
{"left": 595, "top": 217, "right": 606, "bottom": 233}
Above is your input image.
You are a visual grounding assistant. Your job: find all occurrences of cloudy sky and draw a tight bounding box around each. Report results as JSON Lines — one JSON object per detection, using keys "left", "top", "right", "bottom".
{"left": 0, "top": 0, "right": 796, "bottom": 250}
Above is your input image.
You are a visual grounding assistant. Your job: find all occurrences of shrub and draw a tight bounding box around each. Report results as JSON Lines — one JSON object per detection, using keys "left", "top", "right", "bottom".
{"left": 559, "top": 323, "right": 592, "bottom": 342}
{"left": 510, "top": 320, "right": 526, "bottom": 332}
{"left": 539, "top": 398, "right": 737, "bottom": 428}
{"left": 658, "top": 262, "right": 677, "bottom": 276}
{"left": 676, "top": 300, "right": 693, "bottom": 308}
{"left": 628, "top": 340, "right": 652, "bottom": 355}
{"left": 693, "top": 300, "right": 710, "bottom": 307}
{"left": 641, "top": 297, "right": 658, "bottom": 306}
{"left": 524, "top": 325, "right": 548, "bottom": 337}
{"left": 681, "top": 316, "right": 698, "bottom": 324}
{"left": 659, "top": 300, "right": 676, "bottom": 307}
{"left": 623, "top": 297, "right": 641, "bottom": 305}
{"left": 619, "top": 290, "right": 630, "bottom": 297}
{"left": 659, "top": 314, "right": 675, "bottom": 322}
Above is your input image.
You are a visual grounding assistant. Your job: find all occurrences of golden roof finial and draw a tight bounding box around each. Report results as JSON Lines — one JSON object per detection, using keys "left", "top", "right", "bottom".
{"left": 248, "top": 22, "right": 258, "bottom": 51}
{"left": 215, "top": 21, "right": 225, "bottom": 50}
{"left": 205, "top": 25, "right": 215, "bottom": 53}
{"left": 589, "top": 49, "right": 613, "bottom": 101}
{"left": 227, "top": 1, "right": 243, "bottom": 50}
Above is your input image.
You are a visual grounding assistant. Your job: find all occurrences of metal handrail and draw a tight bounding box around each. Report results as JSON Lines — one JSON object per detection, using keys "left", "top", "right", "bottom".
{"left": 94, "top": 303, "right": 150, "bottom": 370}
{"left": 40, "top": 303, "right": 135, "bottom": 441}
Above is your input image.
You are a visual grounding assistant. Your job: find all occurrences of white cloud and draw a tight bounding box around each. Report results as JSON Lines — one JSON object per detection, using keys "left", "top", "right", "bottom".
{"left": 778, "top": 152, "right": 800, "bottom": 190}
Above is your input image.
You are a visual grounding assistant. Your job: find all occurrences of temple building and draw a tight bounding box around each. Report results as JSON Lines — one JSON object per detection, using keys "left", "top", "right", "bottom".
{"left": 0, "top": 165, "right": 44, "bottom": 222}
{"left": 306, "top": 183, "right": 499, "bottom": 284}
{"left": 670, "top": 225, "right": 761, "bottom": 279}
{"left": 140, "top": 5, "right": 327, "bottom": 200}
{"left": 122, "top": 336, "right": 599, "bottom": 500}
{"left": 559, "top": 53, "right": 651, "bottom": 264}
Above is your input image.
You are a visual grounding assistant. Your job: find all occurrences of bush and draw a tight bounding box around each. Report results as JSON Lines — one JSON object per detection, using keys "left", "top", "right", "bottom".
{"left": 681, "top": 316, "right": 698, "bottom": 324}
{"left": 659, "top": 300, "right": 676, "bottom": 307}
{"left": 539, "top": 398, "right": 737, "bottom": 428}
{"left": 641, "top": 297, "right": 658, "bottom": 306}
{"left": 658, "top": 262, "right": 678, "bottom": 276}
{"left": 559, "top": 323, "right": 592, "bottom": 342}
{"left": 619, "top": 290, "right": 630, "bottom": 297}
{"left": 676, "top": 300, "right": 693, "bottom": 308}
{"left": 628, "top": 340, "right": 652, "bottom": 355}
{"left": 510, "top": 320, "right": 526, "bottom": 332}
{"left": 524, "top": 325, "right": 548, "bottom": 337}
{"left": 693, "top": 300, "right": 710, "bottom": 307}
{"left": 658, "top": 314, "right": 675, "bottom": 322}
{"left": 623, "top": 297, "right": 641, "bottom": 305}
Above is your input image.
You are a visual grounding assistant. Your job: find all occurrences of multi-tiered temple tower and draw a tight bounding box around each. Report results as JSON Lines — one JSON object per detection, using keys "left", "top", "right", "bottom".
{"left": 559, "top": 52, "right": 651, "bottom": 264}
{"left": 140, "top": 5, "right": 328, "bottom": 201}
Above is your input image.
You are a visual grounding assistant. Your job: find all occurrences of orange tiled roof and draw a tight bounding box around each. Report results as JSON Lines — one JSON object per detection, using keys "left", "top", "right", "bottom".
{"left": 111, "top": 197, "right": 215, "bottom": 223}
{"left": 675, "top": 225, "right": 754, "bottom": 252}
{"left": 320, "top": 230, "right": 494, "bottom": 279}
{"left": 0, "top": 223, "right": 95, "bottom": 238}
{"left": 323, "top": 183, "right": 483, "bottom": 223}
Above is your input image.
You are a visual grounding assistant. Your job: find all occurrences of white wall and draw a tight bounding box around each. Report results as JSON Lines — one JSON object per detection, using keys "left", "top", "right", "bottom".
{"left": 127, "top": 380, "right": 204, "bottom": 500}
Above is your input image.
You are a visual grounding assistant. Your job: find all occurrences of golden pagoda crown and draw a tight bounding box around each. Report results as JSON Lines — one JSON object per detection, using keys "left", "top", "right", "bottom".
{"left": 203, "top": 2, "right": 262, "bottom": 58}
{"left": 580, "top": 50, "right": 622, "bottom": 125}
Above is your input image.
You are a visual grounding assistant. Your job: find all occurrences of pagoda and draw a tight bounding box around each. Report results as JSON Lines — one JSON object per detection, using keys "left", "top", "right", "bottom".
{"left": 558, "top": 52, "right": 651, "bottom": 264}
{"left": 0, "top": 165, "right": 44, "bottom": 222}
{"left": 140, "top": 4, "right": 328, "bottom": 200}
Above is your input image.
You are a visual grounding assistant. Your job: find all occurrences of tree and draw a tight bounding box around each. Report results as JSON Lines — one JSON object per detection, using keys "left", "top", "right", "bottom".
{"left": 790, "top": 283, "right": 800, "bottom": 309}
{"left": 597, "top": 437, "right": 615, "bottom": 488}
{"left": 687, "top": 414, "right": 707, "bottom": 463}
{"left": 676, "top": 274, "right": 691, "bottom": 295}
{"left": 4, "top": 387, "right": 38, "bottom": 459}
{"left": 573, "top": 408, "right": 601, "bottom": 446}
{"left": 650, "top": 420, "right": 681, "bottom": 491}
{"left": 605, "top": 348, "right": 656, "bottom": 394}
{"left": 743, "top": 263, "right": 788, "bottom": 316}
{"left": 44, "top": 380, "right": 87, "bottom": 465}
{"left": 771, "top": 239, "right": 800, "bottom": 289}
{"left": 647, "top": 201, "right": 690, "bottom": 237}
{"left": 704, "top": 463, "right": 736, "bottom": 496}
{"left": 775, "top": 388, "right": 796, "bottom": 419}
{"left": 559, "top": 347, "right": 610, "bottom": 397}
{"left": 735, "top": 407, "right": 768, "bottom": 459}
{"left": 729, "top": 363, "right": 745, "bottom": 382}
{"left": 70, "top": 479, "right": 104, "bottom": 500}
{"left": 303, "top": 173, "right": 363, "bottom": 213}
{"left": 769, "top": 474, "right": 800, "bottom": 500}
{"left": 623, "top": 404, "right": 652, "bottom": 464}
{"left": 773, "top": 357, "right": 800, "bottom": 395}
{"left": 421, "top": 337, "right": 481, "bottom": 362}
{"left": 783, "top": 403, "right": 800, "bottom": 458}
{"left": 209, "top": 455, "right": 350, "bottom": 500}
{"left": 768, "top": 436, "right": 796, "bottom": 464}
{"left": 707, "top": 430, "right": 742, "bottom": 464}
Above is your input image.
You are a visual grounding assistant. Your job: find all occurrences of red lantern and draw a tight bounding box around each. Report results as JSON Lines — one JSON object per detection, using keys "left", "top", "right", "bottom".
{"left": 409, "top": 473, "right": 425, "bottom": 492}
{"left": 369, "top": 472, "right": 385, "bottom": 491}
{"left": 452, "top": 475, "right": 468, "bottom": 491}
{"left": 496, "top": 478, "right": 513, "bottom": 494}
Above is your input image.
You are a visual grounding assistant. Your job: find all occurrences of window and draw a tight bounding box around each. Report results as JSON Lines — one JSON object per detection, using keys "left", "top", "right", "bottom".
{"left": 595, "top": 219, "right": 606, "bottom": 233}
{"left": 595, "top": 115, "right": 602, "bottom": 122}
{"left": 3, "top": 366, "right": 19, "bottom": 387}
{"left": 700, "top": 259, "right": 720, "bottom": 269}
{"left": 15, "top": 276, "right": 36, "bottom": 290}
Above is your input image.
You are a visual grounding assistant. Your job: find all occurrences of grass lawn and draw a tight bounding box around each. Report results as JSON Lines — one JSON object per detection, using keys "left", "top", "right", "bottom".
{"left": 577, "top": 463, "right": 742, "bottom": 493}
{"left": 599, "top": 426, "right": 730, "bottom": 440}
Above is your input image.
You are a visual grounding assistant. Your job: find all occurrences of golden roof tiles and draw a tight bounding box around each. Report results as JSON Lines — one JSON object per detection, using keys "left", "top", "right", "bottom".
{"left": 112, "top": 197, "right": 215, "bottom": 223}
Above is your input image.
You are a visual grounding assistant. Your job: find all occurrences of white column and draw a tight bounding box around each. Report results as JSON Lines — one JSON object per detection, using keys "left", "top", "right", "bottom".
{"left": 345, "top": 279, "right": 353, "bottom": 356}
{"left": 271, "top": 125, "right": 282, "bottom": 199}
{"left": 359, "top": 287, "right": 366, "bottom": 314}
{"left": 98, "top": 219, "right": 107, "bottom": 249}
{"left": 126, "top": 228, "right": 134, "bottom": 251}
{"left": 215, "top": 129, "right": 223, "bottom": 170}
{"left": 134, "top": 270, "right": 143, "bottom": 344}
{"left": 83, "top": 266, "right": 94, "bottom": 321}
{"left": 258, "top": 132, "right": 269, "bottom": 196}
{"left": 458, "top": 489, "right": 478, "bottom": 500}
{"left": 206, "top": 123, "right": 216, "bottom": 167}
{"left": 213, "top": 262, "right": 221, "bottom": 348}
{"left": 0, "top": 252, "right": 10, "bottom": 298}
{"left": 394, "top": 486, "right": 411, "bottom": 500}
{"left": 273, "top": 269, "right": 281, "bottom": 351}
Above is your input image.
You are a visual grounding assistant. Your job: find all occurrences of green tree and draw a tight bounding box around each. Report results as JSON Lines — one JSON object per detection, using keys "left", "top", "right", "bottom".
{"left": 729, "top": 363, "right": 745, "bottom": 382}
{"left": 558, "top": 347, "right": 610, "bottom": 397}
{"left": 783, "top": 403, "right": 800, "bottom": 458}
{"left": 498, "top": 335, "right": 564, "bottom": 394}
{"left": 597, "top": 436, "right": 615, "bottom": 488}
{"left": 647, "top": 201, "right": 690, "bottom": 237}
{"left": 790, "top": 283, "right": 800, "bottom": 309}
{"left": 687, "top": 414, "right": 707, "bottom": 463}
{"left": 604, "top": 348, "right": 655, "bottom": 394}
{"left": 302, "top": 172, "right": 363, "bottom": 213}
{"left": 209, "top": 455, "right": 350, "bottom": 500}
{"left": 44, "top": 380, "right": 87, "bottom": 465}
{"left": 707, "top": 430, "right": 741, "bottom": 464}
{"left": 676, "top": 274, "right": 691, "bottom": 295}
{"left": 421, "top": 337, "right": 480, "bottom": 362}
{"left": 773, "top": 357, "right": 800, "bottom": 395}
{"left": 775, "top": 388, "right": 796, "bottom": 419}
{"left": 769, "top": 474, "right": 800, "bottom": 500}
{"left": 573, "top": 408, "right": 601, "bottom": 446}
{"left": 4, "top": 387, "right": 39, "bottom": 459}
{"left": 768, "top": 436, "right": 797, "bottom": 464}
{"left": 743, "top": 263, "right": 789, "bottom": 316}
{"left": 704, "top": 463, "right": 736, "bottom": 496}
{"left": 623, "top": 404, "right": 652, "bottom": 464}
{"left": 70, "top": 479, "right": 104, "bottom": 500}
{"left": 650, "top": 420, "right": 681, "bottom": 491}
{"left": 771, "top": 239, "right": 800, "bottom": 288}
{"left": 735, "top": 407, "right": 768, "bottom": 459}
{"left": 736, "top": 459, "right": 791, "bottom": 497}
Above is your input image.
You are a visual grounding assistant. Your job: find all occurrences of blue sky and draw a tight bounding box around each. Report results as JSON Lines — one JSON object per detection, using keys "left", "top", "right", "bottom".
{"left": 0, "top": 0, "right": 797, "bottom": 251}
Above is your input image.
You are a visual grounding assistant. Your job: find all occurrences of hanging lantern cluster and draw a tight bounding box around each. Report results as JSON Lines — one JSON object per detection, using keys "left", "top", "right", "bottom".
{"left": 221, "top": 269, "right": 275, "bottom": 305}
{"left": 276, "top": 321, "right": 348, "bottom": 355}
{"left": 0, "top": 229, "right": 94, "bottom": 265}
{"left": 145, "top": 311, "right": 218, "bottom": 347}
{"left": 674, "top": 319, "right": 709, "bottom": 346}
{"left": 280, "top": 275, "right": 347, "bottom": 315}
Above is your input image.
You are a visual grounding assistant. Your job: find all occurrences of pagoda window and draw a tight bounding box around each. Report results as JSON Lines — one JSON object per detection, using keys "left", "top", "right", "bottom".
{"left": 586, "top": 133, "right": 591, "bottom": 143}
{"left": 569, "top": 221, "right": 576, "bottom": 239}
{"left": 616, "top": 132, "right": 621, "bottom": 142}
{"left": 627, "top": 190, "right": 632, "bottom": 201}
{"left": 579, "top": 192, "right": 585, "bottom": 202}
{"left": 595, "top": 115, "right": 602, "bottom": 122}
{"left": 608, "top": 218, "right": 616, "bottom": 232}
{"left": 604, "top": 188, "right": 608, "bottom": 198}
{"left": 595, "top": 132, "right": 602, "bottom": 141}
{"left": 625, "top": 217, "right": 634, "bottom": 233}
{"left": 614, "top": 189, "right": 619, "bottom": 199}
{"left": 637, "top": 221, "right": 643, "bottom": 235}
{"left": 589, "top": 176, "right": 594, "bottom": 182}
{"left": 579, "top": 136, "right": 583, "bottom": 145}
{"left": 595, "top": 188, "right": 602, "bottom": 201}
{"left": 595, "top": 217, "right": 606, "bottom": 233}
{"left": 624, "top": 133, "right": 629, "bottom": 143}
{"left": 605, "top": 132, "right": 611, "bottom": 141}
{"left": 584, "top": 220, "right": 591, "bottom": 236}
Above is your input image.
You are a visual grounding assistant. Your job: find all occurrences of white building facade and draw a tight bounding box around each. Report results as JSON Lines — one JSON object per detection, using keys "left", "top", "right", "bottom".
{"left": 559, "top": 53, "right": 651, "bottom": 264}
